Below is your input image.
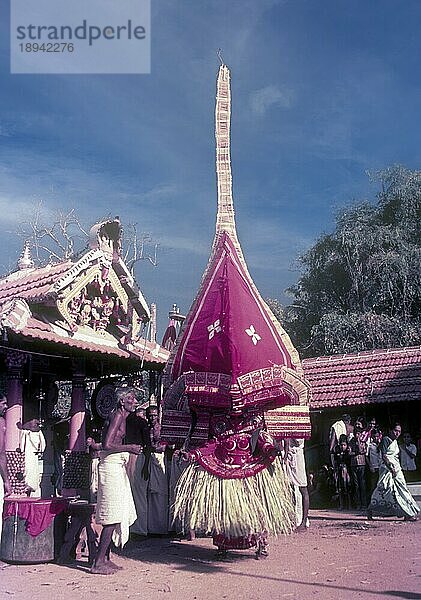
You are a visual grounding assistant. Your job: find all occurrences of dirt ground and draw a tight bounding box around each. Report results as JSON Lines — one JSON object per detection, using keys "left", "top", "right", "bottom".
{"left": 1, "top": 510, "right": 420, "bottom": 600}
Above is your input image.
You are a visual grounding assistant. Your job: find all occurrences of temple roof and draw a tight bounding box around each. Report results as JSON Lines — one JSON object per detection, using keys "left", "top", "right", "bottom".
{"left": 1, "top": 309, "right": 169, "bottom": 364}
{"left": 0, "top": 261, "right": 72, "bottom": 303}
{"left": 303, "top": 346, "right": 421, "bottom": 409}
{"left": 0, "top": 225, "right": 169, "bottom": 368}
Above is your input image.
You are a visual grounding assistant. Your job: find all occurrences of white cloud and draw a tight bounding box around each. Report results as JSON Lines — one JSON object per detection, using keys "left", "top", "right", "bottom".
{"left": 249, "top": 85, "right": 294, "bottom": 116}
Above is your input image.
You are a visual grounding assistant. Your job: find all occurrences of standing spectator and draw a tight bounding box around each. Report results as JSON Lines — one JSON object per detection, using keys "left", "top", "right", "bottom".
{"left": 284, "top": 438, "right": 310, "bottom": 531}
{"left": 329, "top": 414, "right": 352, "bottom": 467}
{"left": 415, "top": 425, "right": 421, "bottom": 453}
{"left": 415, "top": 425, "right": 421, "bottom": 477}
{"left": 19, "top": 414, "right": 46, "bottom": 497}
{"left": 354, "top": 416, "right": 366, "bottom": 431}
{"left": 334, "top": 435, "right": 352, "bottom": 510}
{"left": 142, "top": 403, "right": 169, "bottom": 535}
{"left": 349, "top": 424, "right": 368, "bottom": 509}
{"left": 368, "top": 422, "right": 419, "bottom": 521}
{"left": 399, "top": 433, "right": 417, "bottom": 483}
{"left": 361, "top": 417, "right": 378, "bottom": 444}
{"left": 126, "top": 407, "right": 150, "bottom": 537}
{"left": 367, "top": 429, "right": 382, "bottom": 497}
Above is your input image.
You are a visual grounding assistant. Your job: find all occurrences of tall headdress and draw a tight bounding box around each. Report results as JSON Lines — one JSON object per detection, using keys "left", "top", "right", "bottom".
{"left": 162, "top": 63, "right": 311, "bottom": 446}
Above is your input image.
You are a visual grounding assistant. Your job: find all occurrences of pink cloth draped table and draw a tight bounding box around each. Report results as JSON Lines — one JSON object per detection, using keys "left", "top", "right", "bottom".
{"left": 3, "top": 497, "right": 68, "bottom": 537}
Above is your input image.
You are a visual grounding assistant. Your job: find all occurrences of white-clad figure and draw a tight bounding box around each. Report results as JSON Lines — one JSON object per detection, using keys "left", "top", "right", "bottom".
{"left": 19, "top": 417, "right": 46, "bottom": 497}
{"left": 284, "top": 438, "right": 310, "bottom": 531}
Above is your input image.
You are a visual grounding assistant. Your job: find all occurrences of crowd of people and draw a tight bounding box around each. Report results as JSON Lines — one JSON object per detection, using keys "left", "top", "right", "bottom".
{"left": 85, "top": 387, "right": 316, "bottom": 572}
{"left": 326, "top": 413, "right": 419, "bottom": 520}
{"left": 1, "top": 389, "right": 419, "bottom": 575}
{"left": 86, "top": 396, "right": 420, "bottom": 574}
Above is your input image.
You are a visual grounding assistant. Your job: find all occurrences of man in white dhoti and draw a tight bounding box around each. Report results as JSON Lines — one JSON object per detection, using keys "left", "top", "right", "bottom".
{"left": 19, "top": 417, "right": 46, "bottom": 497}
{"left": 284, "top": 438, "right": 310, "bottom": 532}
{"left": 91, "top": 387, "right": 141, "bottom": 575}
{"left": 0, "top": 394, "right": 11, "bottom": 541}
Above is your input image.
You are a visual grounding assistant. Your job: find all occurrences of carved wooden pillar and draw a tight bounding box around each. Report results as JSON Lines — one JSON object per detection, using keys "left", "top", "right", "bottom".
{"left": 69, "top": 372, "right": 86, "bottom": 451}
{"left": 5, "top": 351, "right": 27, "bottom": 451}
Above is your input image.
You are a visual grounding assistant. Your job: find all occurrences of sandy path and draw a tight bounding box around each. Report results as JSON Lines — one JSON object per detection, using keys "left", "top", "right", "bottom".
{"left": 1, "top": 510, "right": 420, "bottom": 600}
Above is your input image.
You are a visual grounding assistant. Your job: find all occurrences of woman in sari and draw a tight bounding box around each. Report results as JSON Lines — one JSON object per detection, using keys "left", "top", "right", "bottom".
{"left": 367, "top": 423, "right": 419, "bottom": 521}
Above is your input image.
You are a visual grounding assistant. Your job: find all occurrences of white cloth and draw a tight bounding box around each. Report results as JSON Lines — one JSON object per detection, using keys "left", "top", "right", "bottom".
{"left": 292, "top": 485, "right": 303, "bottom": 526}
{"left": 285, "top": 439, "right": 308, "bottom": 527}
{"left": 19, "top": 429, "right": 46, "bottom": 497}
{"left": 400, "top": 444, "right": 417, "bottom": 471}
{"left": 330, "top": 420, "right": 347, "bottom": 444}
{"left": 96, "top": 451, "right": 137, "bottom": 548}
{"left": 89, "top": 457, "right": 99, "bottom": 503}
{"left": 285, "top": 438, "right": 308, "bottom": 487}
{"left": 369, "top": 438, "right": 419, "bottom": 518}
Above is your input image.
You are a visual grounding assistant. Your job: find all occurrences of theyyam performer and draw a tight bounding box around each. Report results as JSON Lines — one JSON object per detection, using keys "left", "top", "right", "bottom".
{"left": 161, "top": 59, "right": 312, "bottom": 557}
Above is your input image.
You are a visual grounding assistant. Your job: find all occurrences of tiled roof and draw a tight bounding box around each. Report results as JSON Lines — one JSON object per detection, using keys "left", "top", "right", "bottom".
{"left": 10, "top": 317, "right": 169, "bottom": 365}
{"left": 130, "top": 339, "right": 171, "bottom": 365}
{"left": 0, "top": 262, "right": 71, "bottom": 303}
{"left": 0, "top": 255, "right": 169, "bottom": 366}
{"left": 303, "top": 346, "right": 421, "bottom": 409}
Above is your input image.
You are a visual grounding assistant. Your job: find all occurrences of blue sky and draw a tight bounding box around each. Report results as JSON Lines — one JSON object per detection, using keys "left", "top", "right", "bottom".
{"left": 1, "top": 0, "right": 420, "bottom": 336}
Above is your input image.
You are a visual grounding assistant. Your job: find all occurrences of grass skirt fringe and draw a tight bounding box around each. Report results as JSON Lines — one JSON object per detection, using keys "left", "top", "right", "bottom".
{"left": 172, "top": 459, "right": 295, "bottom": 538}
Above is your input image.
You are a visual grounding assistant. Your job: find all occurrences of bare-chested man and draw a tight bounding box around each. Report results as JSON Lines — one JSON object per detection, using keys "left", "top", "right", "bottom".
{"left": 0, "top": 393, "right": 12, "bottom": 540}
{"left": 91, "top": 387, "right": 141, "bottom": 575}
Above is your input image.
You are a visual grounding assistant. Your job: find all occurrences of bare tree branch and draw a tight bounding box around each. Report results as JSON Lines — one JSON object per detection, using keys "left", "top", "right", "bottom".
{"left": 16, "top": 203, "right": 158, "bottom": 272}
{"left": 17, "top": 200, "right": 89, "bottom": 264}
{"left": 123, "top": 223, "right": 159, "bottom": 274}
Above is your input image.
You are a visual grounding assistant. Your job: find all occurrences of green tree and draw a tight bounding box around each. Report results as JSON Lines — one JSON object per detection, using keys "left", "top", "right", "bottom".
{"left": 272, "top": 166, "right": 421, "bottom": 357}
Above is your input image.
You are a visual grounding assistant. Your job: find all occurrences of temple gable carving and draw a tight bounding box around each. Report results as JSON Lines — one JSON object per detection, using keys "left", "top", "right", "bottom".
{"left": 57, "top": 265, "right": 136, "bottom": 338}
{"left": 52, "top": 218, "right": 147, "bottom": 342}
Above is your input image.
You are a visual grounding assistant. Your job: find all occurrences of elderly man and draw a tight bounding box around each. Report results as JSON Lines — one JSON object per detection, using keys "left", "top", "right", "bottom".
{"left": 91, "top": 387, "right": 142, "bottom": 575}
{"left": 0, "top": 394, "right": 12, "bottom": 540}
